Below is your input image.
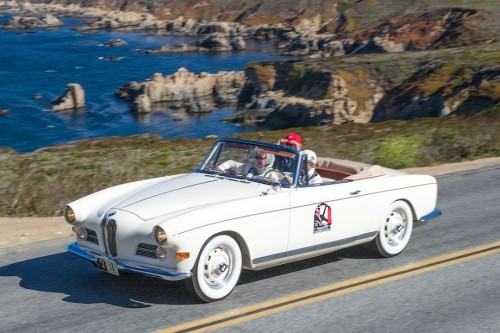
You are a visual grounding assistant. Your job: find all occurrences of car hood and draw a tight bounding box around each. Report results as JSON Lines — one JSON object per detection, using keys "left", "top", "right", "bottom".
{"left": 112, "top": 173, "right": 267, "bottom": 220}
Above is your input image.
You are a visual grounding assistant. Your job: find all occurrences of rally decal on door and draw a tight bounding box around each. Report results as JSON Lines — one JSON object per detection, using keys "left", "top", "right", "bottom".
{"left": 313, "top": 202, "right": 332, "bottom": 233}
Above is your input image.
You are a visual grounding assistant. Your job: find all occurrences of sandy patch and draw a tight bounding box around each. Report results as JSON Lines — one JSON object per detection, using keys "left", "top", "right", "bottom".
{"left": 1, "top": 157, "right": 499, "bottom": 249}
{"left": 0, "top": 216, "right": 73, "bottom": 249}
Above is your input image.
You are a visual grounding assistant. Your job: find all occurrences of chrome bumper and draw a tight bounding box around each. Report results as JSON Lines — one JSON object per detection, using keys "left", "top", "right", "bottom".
{"left": 67, "top": 243, "right": 192, "bottom": 281}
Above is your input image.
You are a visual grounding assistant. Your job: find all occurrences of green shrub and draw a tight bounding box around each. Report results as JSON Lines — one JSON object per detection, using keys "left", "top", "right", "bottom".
{"left": 375, "top": 135, "right": 427, "bottom": 169}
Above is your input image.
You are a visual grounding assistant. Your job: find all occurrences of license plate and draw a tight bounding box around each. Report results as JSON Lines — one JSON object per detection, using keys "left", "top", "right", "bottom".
{"left": 96, "top": 256, "right": 119, "bottom": 276}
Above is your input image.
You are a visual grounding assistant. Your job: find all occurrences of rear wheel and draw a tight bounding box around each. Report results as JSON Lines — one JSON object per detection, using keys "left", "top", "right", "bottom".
{"left": 373, "top": 201, "right": 413, "bottom": 257}
{"left": 191, "top": 235, "right": 242, "bottom": 302}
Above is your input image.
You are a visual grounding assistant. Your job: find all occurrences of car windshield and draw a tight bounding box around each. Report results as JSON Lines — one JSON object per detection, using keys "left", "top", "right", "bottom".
{"left": 197, "top": 140, "right": 299, "bottom": 187}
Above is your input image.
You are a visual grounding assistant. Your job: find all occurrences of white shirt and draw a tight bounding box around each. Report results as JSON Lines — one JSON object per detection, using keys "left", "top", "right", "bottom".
{"left": 301, "top": 168, "right": 322, "bottom": 185}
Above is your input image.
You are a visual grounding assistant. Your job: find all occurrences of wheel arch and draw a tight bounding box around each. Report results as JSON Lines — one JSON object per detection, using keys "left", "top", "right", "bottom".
{"left": 394, "top": 198, "right": 417, "bottom": 222}
{"left": 202, "top": 230, "right": 252, "bottom": 269}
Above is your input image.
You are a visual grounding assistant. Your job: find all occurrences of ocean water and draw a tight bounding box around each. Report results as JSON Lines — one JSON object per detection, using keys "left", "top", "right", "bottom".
{"left": 0, "top": 16, "right": 289, "bottom": 152}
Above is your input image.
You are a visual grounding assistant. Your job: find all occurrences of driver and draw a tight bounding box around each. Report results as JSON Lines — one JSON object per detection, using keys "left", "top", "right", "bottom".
{"left": 216, "top": 148, "right": 275, "bottom": 178}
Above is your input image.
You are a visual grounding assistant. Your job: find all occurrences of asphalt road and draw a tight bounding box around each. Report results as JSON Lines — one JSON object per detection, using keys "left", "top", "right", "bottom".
{"left": 1, "top": 165, "right": 499, "bottom": 333}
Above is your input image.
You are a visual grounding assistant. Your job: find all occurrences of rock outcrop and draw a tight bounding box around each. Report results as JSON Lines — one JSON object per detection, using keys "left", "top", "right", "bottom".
{"left": 225, "top": 73, "right": 359, "bottom": 128}
{"left": 104, "top": 39, "right": 127, "bottom": 47}
{"left": 283, "top": 7, "right": 486, "bottom": 58}
{"left": 117, "top": 68, "right": 245, "bottom": 113}
{"left": 76, "top": 11, "right": 161, "bottom": 31}
{"left": 148, "top": 33, "right": 246, "bottom": 54}
{"left": 0, "top": 14, "right": 63, "bottom": 29}
{"left": 51, "top": 83, "right": 85, "bottom": 111}
{"left": 224, "top": 44, "right": 500, "bottom": 128}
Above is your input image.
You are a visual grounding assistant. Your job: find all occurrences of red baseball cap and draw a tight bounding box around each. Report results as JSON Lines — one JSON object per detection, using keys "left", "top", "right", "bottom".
{"left": 285, "top": 133, "right": 302, "bottom": 145}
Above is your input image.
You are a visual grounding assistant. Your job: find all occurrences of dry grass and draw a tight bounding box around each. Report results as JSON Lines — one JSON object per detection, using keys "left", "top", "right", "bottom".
{"left": 0, "top": 110, "right": 498, "bottom": 217}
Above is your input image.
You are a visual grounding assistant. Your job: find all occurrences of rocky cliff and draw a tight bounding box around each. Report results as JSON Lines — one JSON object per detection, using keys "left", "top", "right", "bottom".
{"left": 227, "top": 44, "right": 499, "bottom": 128}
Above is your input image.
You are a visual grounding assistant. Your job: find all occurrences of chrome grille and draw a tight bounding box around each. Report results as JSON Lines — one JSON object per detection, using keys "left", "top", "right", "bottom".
{"left": 85, "top": 229, "right": 99, "bottom": 244}
{"left": 136, "top": 243, "right": 158, "bottom": 258}
{"left": 106, "top": 219, "right": 117, "bottom": 257}
{"left": 100, "top": 217, "right": 118, "bottom": 257}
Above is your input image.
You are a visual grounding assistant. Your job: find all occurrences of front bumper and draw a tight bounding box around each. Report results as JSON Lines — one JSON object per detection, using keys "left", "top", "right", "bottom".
{"left": 68, "top": 243, "right": 192, "bottom": 281}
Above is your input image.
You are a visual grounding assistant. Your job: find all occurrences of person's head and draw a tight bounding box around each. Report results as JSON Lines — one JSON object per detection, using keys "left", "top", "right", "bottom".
{"left": 281, "top": 133, "right": 302, "bottom": 150}
{"left": 253, "top": 148, "right": 275, "bottom": 171}
{"left": 302, "top": 149, "right": 317, "bottom": 170}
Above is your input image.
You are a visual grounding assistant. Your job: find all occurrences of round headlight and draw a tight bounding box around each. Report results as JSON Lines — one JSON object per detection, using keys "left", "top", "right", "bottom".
{"left": 76, "top": 227, "right": 87, "bottom": 241}
{"left": 154, "top": 226, "right": 167, "bottom": 245}
{"left": 64, "top": 206, "right": 76, "bottom": 225}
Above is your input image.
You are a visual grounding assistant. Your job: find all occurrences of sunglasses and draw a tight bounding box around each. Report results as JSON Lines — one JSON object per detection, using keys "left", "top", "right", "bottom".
{"left": 254, "top": 156, "right": 266, "bottom": 160}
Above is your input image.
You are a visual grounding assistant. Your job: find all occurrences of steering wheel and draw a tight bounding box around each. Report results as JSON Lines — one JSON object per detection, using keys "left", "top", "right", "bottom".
{"left": 262, "top": 170, "right": 292, "bottom": 185}
{"left": 244, "top": 167, "right": 259, "bottom": 178}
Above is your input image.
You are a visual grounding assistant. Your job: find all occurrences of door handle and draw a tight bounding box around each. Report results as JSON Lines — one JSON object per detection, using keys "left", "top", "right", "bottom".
{"left": 350, "top": 190, "right": 361, "bottom": 195}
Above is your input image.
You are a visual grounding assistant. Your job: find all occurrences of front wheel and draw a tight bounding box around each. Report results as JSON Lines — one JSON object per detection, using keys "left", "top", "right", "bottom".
{"left": 190, "top": 235, "right": 242, "bottom": 302}
{"left": 372, "top": 201, "right": 413, "bottom": 258}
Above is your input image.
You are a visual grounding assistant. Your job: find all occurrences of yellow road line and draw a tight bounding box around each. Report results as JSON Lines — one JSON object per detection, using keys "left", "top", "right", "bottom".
{"left": 159, "top": 241, "right": 500, "bottom": 333}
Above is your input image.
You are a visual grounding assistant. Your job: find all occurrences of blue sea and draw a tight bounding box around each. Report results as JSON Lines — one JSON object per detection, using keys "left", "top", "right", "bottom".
{"left": 0, "top": 16, "right": 289, "bottom": 152}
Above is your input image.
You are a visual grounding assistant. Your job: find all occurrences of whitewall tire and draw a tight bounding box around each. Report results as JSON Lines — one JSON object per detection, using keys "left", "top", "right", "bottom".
{"left": 373, "top": 201, "right": 413, "bottom": 257}
{"left": 191, "top": 235, "right": 242, "bottom": 302}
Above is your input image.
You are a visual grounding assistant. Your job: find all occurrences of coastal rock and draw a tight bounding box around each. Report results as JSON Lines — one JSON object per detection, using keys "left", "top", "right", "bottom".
{"left": 134, "top": 94, "right": 151, "bottom": 113}
{"left": 231, "top": 36, "right": 246, "bottom": 50}
{"left": 100, "top": 55, "right": 123, "bottom": 61}
{"left": 148, "top": 33, "right": 246, "bottom": 54}
{"left": 282, "top": 32, "right": 320, "bottom": 56}
{"left": 1, "top": 14, "right": 63, "bottom": 29}
{"left": 146, "top": 43, "right": 205, "bottom": 54}
{"left": 0, "top": 2, "right": 107, "bottom": 17}
{"left": 117, "top": 67, "right": 246, "bottom": 110}
{"left": 51, "top": 83, "right": 85, "bottom": 111}
{"left": 186, "top": 100, "right": 213, "bottom": 113}
{"left": 166, "top": 17, "right": 198, "bottom": 33}
{"left": 76, "top": 11, "right": 162, "bottom": 31}
{"left": 196, "top": 33, "right": 232, "bottom": 52}
{"left": 196, "top": 22, "right": 237, "bottom": 36}
{"left": 104, "top": 39, "right": 128, "bottom": 47}
{"left": 372, "top": 68, "right": 500, "bottom": 121}
{"left": 225, "top": 89, "right": 356, "bottom": 128}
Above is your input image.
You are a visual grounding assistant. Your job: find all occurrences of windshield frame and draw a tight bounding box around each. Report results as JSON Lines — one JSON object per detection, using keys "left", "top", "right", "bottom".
{"left": 195, "top": 138, "right": 300, "bottom": 188}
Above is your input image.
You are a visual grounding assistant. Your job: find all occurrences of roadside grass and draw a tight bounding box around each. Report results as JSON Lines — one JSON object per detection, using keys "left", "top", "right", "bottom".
{"left": 0, "top": 110, "right": 498, "bottom": 217}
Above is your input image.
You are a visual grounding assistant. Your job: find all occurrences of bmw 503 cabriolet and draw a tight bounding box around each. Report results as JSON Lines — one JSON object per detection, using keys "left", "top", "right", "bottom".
{"left": 64, "top": 138, "right": 441, "bottom": 302}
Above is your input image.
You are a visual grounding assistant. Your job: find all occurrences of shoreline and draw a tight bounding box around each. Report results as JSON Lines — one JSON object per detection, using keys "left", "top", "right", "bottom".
{"left": 1, "top": 156, "right": 499, "bottom": 250}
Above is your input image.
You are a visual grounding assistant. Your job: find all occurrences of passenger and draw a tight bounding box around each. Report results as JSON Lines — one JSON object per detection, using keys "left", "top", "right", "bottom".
{"left": 300, "top": 150, "right": 322, "bottom": 185}
{"left": 276, "top": 132, "right": 302, "bottom": 150}
{"left": 216, "top": 148, "right": 275, "bottom": 178}
{"left": 275, "top": 132, "right": 302, "bottom": 172}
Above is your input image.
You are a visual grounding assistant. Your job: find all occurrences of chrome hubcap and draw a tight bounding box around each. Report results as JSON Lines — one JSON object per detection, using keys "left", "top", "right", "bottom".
{"left": 385, "top": 210, "right": 406, "bottom": 244}
{"left": 203, "top": 247, "right": 231, "bottom": 286}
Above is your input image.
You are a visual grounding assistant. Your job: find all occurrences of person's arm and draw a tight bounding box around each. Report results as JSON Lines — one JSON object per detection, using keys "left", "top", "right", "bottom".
{"left": 277, "top": 139, "right": 300, "bottom": 150}
{"left": 217, "top": 160, "right": 242, "bottom": 172}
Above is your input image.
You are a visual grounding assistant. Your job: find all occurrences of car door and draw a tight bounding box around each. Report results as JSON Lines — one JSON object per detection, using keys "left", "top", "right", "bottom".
{"left": 287, "top": 180, "right": 378, "bottom": 256}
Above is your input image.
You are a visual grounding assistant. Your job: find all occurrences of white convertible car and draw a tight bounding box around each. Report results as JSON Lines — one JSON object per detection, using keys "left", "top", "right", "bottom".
{"left": 65, "top": 138, "right": 441, "bottom": 302}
